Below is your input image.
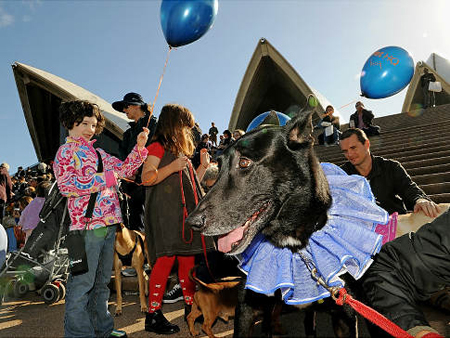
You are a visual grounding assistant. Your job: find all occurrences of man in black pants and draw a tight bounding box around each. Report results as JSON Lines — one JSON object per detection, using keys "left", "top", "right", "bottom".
{"left": 113, "top": 93, "right": 157, "bottom": 233}
{"left": 361, "top": 208, "right": 450, "bottom": 338}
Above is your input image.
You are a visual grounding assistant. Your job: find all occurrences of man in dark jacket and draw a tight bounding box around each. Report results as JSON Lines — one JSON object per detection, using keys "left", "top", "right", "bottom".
{"left": 360, "top": 208, "right": 450, "bottom": 337}
{"left": 349, "top": 101, "right": 380, "bottom": 136}
{"left": 0, "top": 163, "right": 13, "bottom": 218}
{"left": 339, "top": 128, "right": 439, "bottom": 217}
{"left": 113, "top": 93, "right": 157, "bottom": 232}
{"left": 420, "top": 68, "right": 437, "bottom": 109}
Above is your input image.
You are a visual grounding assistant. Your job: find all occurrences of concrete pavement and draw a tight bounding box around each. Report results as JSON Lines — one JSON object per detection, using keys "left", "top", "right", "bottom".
{"left": 0, "top": 290, "right": 449, "bottom": 337}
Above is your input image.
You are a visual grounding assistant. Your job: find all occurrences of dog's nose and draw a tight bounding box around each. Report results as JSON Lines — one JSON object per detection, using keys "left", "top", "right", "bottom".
{"left": 185, "top": 213, "right": 206, "bottom": 231}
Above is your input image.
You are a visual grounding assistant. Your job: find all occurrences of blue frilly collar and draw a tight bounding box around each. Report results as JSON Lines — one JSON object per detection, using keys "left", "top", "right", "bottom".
{"left": 237, "top": 163, "right": 388, "bottom": 305}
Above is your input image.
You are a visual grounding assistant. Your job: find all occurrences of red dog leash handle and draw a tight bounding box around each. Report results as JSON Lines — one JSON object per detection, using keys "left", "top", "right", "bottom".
{"left": 335, "top": 288, "right": 414, "bottom": 338}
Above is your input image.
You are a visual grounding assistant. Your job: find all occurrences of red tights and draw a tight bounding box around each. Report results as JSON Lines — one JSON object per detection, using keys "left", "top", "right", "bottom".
{"left": 148, "top": 255, "right": 195, "bottom": 312}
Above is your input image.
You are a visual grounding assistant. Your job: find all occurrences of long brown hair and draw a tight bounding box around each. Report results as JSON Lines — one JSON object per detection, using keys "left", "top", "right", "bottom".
{"left": 152, "top": 104, "right": 195, "bottom": 156}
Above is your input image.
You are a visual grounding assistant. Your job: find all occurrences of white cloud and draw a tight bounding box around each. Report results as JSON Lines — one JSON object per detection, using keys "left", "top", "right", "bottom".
{"left": 21, "top": 0, "right": 42, "bottom": 11}
{"left": 22, "top": 15, "right": 31, "bottom": 22}
{"left": 0, "top": 6, "right": 14, "bottom": 27}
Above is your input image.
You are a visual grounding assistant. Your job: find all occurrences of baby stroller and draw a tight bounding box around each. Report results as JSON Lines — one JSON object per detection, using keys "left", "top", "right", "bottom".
{"left": 0, "top": 182, "right": 70, "bottom": 305}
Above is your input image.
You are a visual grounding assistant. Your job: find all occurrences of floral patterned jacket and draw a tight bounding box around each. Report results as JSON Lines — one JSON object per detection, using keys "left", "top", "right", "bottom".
{"left": 53, "top": 136, "right": 148, "bottom": 231}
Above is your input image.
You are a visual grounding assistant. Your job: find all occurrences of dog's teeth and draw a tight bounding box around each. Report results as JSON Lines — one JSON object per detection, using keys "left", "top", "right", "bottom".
{"left": 231, "top": 242, "right": 238, "bottom": 249}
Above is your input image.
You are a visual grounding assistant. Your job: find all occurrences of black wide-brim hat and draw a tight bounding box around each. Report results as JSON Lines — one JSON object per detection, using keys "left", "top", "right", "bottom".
{"left": 112, "top": 92, "right": 146, "bottom": 112}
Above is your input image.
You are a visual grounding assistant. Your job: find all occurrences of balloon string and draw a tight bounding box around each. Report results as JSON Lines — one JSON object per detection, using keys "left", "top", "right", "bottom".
{"left": 338, "top": 98, "right": 360, "bottom": 110}
{"left": 147, "top": 46, "right": 173, "bottom": 128}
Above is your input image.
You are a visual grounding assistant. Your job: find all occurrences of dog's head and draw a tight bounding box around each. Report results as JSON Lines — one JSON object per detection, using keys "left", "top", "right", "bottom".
{"left": 186, "top": 110, "right": 331, "bottom": 255}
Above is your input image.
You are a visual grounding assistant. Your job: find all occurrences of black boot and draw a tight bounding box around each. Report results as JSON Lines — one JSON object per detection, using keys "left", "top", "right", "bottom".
{"left": 184, "top": 304, "right": 192, "bottom": 321}
{"left": 145, "top": 310, "right": 180, "bottom": 335}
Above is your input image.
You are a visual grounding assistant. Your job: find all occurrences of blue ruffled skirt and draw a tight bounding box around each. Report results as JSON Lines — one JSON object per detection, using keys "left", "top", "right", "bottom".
{"left": 238, "top": 163, "right": 389, "bottom": 305}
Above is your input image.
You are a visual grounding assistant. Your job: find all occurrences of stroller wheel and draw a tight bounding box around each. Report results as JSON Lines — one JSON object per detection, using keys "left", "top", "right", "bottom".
{"left": 41, "top": 283, "right": 59, "bottom": 304}
{"left": 5, "top": 279, "right": 16, "bottom": 297}
{"left": 52, "top": 280, "right": 66, "bottom": 301}
{"left": 13, "top": 280, "right": 29, "bottom": 298}
{"left": 57, "top": 282, "right": 66, "bottom": 301}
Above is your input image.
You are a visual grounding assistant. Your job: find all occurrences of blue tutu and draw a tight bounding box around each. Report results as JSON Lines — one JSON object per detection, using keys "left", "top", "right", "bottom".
{"left": 238, "top": 163, "right": 389, "bottom": 305}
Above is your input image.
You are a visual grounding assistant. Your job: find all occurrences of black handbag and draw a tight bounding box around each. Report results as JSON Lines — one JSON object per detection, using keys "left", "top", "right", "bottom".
{"left": 66, "top": 150, "right": 103, "bottom": 276}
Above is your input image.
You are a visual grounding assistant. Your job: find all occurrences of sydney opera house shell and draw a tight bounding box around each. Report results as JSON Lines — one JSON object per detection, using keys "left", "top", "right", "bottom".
{"left": 12, "top": 39, "right": 449, "bottom": 163}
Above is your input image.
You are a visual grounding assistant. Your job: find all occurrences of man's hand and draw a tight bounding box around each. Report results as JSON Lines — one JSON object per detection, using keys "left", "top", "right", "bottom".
{"left": 414, "top": 198, "right": 440, "bottom": 218}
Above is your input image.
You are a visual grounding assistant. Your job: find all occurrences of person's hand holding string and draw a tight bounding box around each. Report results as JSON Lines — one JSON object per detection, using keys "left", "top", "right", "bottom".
{"left": 117, "top": 127, "right": 149, "bottom": 184}
{"left": 136, "top": 127, "right": 150, "bottom": 150}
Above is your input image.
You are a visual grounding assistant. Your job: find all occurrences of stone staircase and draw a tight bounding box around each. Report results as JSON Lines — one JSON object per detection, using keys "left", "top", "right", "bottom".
{"left": 313, "top": 104, "right": 450, "bottom": 204}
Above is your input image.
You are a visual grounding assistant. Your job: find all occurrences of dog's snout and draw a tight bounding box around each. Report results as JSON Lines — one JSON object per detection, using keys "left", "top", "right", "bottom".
{"left": 186, "top": 213, "right": 206, "bottom": 231}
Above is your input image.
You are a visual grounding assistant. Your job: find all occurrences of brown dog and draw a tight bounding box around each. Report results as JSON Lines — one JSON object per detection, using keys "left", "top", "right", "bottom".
{"left": 114, "top": 224, "right": 150, "bottom": 316}
{"left": 187, "top": 271, "right": 241, "bottom": 338}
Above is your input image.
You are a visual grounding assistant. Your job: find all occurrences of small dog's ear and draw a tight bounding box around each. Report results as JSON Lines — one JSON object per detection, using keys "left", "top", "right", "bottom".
{"left": 285, "top": 110, "right": 313, "bottom": 149}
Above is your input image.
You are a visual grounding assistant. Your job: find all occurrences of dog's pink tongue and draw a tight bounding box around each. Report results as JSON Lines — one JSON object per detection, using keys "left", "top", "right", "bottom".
{"left": 218, "top": 227, "right": 245, "bottom": 253}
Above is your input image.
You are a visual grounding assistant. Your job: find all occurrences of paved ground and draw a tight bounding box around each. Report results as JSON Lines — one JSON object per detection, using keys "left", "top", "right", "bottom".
{"left": 0, "top": 288, "right": 449, "bottom": 337}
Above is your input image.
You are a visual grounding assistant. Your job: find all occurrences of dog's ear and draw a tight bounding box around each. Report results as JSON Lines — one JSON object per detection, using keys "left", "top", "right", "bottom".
{"left": 285, "top": 110, "right": 314, "bottom": 150}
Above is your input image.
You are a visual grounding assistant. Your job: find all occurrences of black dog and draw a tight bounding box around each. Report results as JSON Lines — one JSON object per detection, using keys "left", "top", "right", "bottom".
{"left": 187, "top": 111, "right": 359, "bottom": 337}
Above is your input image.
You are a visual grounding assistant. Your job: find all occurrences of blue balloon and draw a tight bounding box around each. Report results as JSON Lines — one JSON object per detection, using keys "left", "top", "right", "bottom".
{"left": 360, "top": 46, "right": 414, "bottom": 99}
{"left": 246, "top": 111, "right": 291, "bottom": 132}
{"left": 160, "top": 0, "right": 218, "bottom": 47}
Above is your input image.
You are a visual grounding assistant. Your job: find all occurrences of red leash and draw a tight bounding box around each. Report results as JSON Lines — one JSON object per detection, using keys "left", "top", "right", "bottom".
{"left": 301, "top": 254, "right": 414, "bottom": 338}
{"left": 334, "top": 288, "right": 413, "bottom": 338}
{"left": 179, "top": 160, "right": 215, "bottom": 281}
{"left": 179, "top": 162, "right": 194, "bottom": 244}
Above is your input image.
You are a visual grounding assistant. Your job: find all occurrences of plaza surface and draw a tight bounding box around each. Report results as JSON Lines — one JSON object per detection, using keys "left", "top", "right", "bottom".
{"left": 0, "top": 289, "right": 448, "bottom": 337}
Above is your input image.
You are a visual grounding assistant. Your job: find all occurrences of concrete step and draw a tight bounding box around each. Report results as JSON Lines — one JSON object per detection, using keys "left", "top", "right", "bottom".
{"left": 402, "top": 157, "right": 450, "bottom": 170}
{"left": 369, "top": 133, "right": 450, "bottom": 153}
{"left": 395, "top": 150, "right": 450, "bottom": 165}
{"left": 322, "top": 149, "right": 450, "bottom": 168}
{"left": 372, "top": 144, "right": 450, "bottom": 163}
{"left": 317, "top": 139, "right": 450, "bottom": 165}
{"left": 339, "top": 108, "right": 450, "bottom": 135}
{"left": 372, "top": 121, "right": 449, "bottom": 140}
{"left": 375, "top": 107, "right": 450, "bottom": 131}
{"left": 420, "top": 182, "right": 450, "bottom": 195}
{"left": 408, "top": 163, "right": 450, "bottom": 176}
{"left": 429, "top": 193, "right": 450, "bottom": 204}
{"left": 371, "top": 105, "right": 450, "bottom": 132}
{"left": 410, "top": 171, "right": 450, "bottom": 186}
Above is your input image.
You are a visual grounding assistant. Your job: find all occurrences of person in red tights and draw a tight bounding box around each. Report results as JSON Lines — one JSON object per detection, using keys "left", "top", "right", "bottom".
{"left": 141, "top": 104, "right": 215, "bottom": 334}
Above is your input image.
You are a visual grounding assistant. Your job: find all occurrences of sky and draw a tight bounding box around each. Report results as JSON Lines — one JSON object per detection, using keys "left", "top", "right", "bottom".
{"left": 1, "top": 0, "right": 449, "bottom": 174}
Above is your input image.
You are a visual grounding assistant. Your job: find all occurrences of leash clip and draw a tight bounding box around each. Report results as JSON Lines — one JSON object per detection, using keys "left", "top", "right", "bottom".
{"left": 311, "top": 268, "right": 341, "bottom": 300}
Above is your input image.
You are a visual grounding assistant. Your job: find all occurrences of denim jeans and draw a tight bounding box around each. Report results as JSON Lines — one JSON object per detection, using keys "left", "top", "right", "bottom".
{"left": 6, "top": 227, "right": 17, "bottom": 252}
{"left": 64, "top": 225, "right": 116, "bottom": 337}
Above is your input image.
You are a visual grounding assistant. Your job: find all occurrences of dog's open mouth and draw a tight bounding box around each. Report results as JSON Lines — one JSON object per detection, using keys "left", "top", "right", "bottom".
{"left": 217, "top": 203, "right": 270, "bottom": 254}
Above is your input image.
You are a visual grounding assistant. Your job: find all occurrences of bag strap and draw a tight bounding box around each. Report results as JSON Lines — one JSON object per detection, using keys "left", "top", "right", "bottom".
{"left": 84, "top": 149, "right": 103, "bottom": 220}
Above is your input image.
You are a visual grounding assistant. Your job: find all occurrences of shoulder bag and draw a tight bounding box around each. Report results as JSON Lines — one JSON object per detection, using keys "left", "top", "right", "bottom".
{"left": 66, "top": 149, "right": 103, "bottom": 276}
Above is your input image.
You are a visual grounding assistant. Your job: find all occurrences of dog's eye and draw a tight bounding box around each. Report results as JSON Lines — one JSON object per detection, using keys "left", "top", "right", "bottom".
{"left": 238, "top": 158, "right": 252, "bottom": 169}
